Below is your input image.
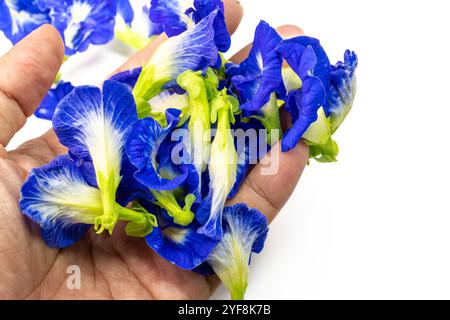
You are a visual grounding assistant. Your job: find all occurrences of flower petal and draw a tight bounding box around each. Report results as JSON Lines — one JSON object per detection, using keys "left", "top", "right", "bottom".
{"left": 278, "top": 36, "right": 331, "bottom": 88}
{"left": 53, "top": 79, "right": 137, "bottom": 230}
{"left": 35, "top": 81, "right": 74, "bottom": 120}
{"left": 109, "top": 67, "right": 142, "bottom": 90}
{"left": 281, "top": 77, "right": 327, "bottom": 152}
{"left": 146, "top": 217, "right": 219, "bottom": 270}
{"left": 227, "top": 21, "right": 283, "bottom": 115}
{"left": 205, "top": 204, "right": 268, "bottom": 300}
{"left": 328, "top": 50, "right": 358, "bottom": 133}
{"left": 149, "top": 0, "right": 193, "bottom": 37}
{"left": 19, "top": 155, "right": 102, "bottom": 247}
{"left": 0, "top": 0, "right": 50, "bottom": 44}
{"left": 42, "top": 0, "right": 117, "bottom": 55}
{"left": 133, "top": 10, "right": 219, "bottom": 114}
{"left": 125, "top": 109, "right": 187, "bottom": 191}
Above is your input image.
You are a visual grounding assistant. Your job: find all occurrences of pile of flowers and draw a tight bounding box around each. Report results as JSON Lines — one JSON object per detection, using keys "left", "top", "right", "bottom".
{"left": 1, "top": 0, "right": 358, "bottom": 300}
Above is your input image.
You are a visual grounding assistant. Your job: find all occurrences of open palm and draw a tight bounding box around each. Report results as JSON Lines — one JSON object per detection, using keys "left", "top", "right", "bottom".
{"left": 0, "top": 1, "right": 308, "bottom": 299}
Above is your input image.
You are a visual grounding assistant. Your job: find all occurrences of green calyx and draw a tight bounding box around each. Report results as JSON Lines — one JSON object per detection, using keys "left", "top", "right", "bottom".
{"left": 133, "top": 65, "right": 170, "bottom": 118}
{"left": 150, "top": 190, "right": 195, "bottom": 226}
{"left": 250, "top": 93, "right": 282, "bottom": 146}
{"left": 308, "top": 137, "right": 339, "bottom": 163}
{"left": 93, "top": 201, "right": 157, "bottom": 237}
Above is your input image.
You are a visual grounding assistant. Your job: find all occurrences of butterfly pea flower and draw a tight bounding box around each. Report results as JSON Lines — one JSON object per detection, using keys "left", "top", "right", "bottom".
{"left": 51, "top": 79, "right": 147, "bottom": 235}
{"left": 176, "top": 69, "right": 215, "bottom": 191}
{"left": 328, "top": 50, "right": 358, "bottom": 134}
{"left": 205, "top": 203, "right": 269, "bottom": 300}
{"left": 143, "top": 201, "right": 219, "bottom": 270}
{"left": 39, "top": 0, "right": 117, "bottom": 55}
{"left": 132, "top": 10, "right": 219, "bottom": 118}
{"left": 0, "top": 0, "right": 50, "bottom": 44}
{"left": 197, "top": 90, "right": 239, "bottom": 240}
{"left": 126, "top": 109, "right": 197, "bottom": 226}
{"left": 115, "top": 0, "right": 163, "bottom": 50}
{"left": 277, "top": 37, "right": 333, "bottom": 152}
{"left": 19, "top": 155, "right": 157, "bottom": 248}
{"left": 226, "top": 20, "right": 283, "bottom": 116}
{"left": 35, "top": 81, "right": 74, "bottom": 120}
{"left": 149, "top": 0, "right": 230, "bottom": 52}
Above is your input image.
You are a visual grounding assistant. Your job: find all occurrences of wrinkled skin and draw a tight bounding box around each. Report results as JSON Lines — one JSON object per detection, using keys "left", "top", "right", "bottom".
{"left": 0, "top": 0, "right": 308, "bottom": 299}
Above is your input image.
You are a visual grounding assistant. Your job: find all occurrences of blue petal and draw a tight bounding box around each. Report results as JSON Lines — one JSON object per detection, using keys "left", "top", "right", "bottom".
{"left": 42, "top": 0, "right": 117, "bottom": 55}
{"left": 149, "top": 0, "right": 191, "bottom": 37}
{"left": 109, "top": 67, "right": 142, "bottom": 89}
{"left": 281, "top": 78, "right": 327, "bottom": 152}
{"left": 222, "top": 203, "right": 268, "bottom": 254}
{"left": 117, "top": 0, "right": 133, "bottom": 25}
{"left": 195, "top": 204, "right": 268, "bottom": 277}
{"left": 0, "top": 0, "right": 50, "bottom": 44}
{"left": 53, "top": 80, "right": 138, "bottom": 181}
{"left": 278, "top": 36, "right": 331, "bottom": 89}
{"left": 146, "top": 218, "right": 219, "bottom": 270}
{"left": 193, "top": 0, "right": 230, "bottom": 52}
{"left": 35, "top": 81, "right": 74, "bottom": 120}
{"left": 41, "top": 220, "right": 91, "bottom": 248}
{"left": 152, "top": 10, "right": 219, "bottom": 78}
{"left": 227, "top": 21, "right": 283, "bottom": 115}
{"left": 328, "top": 50, "right": 358, "bottom": 133}
{"left": 19, "top": 155, "right": 99, "bottom": 248}
{"left": 126, "top": 109, "right": 189, "bottom": 191}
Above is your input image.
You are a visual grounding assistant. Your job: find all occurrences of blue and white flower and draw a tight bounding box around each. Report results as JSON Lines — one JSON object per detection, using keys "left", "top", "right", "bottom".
{"left": 328, "top": 50, "right": 358, "bottom": 134}
{"left": 149, "top": 0, "right": 230, "bottom": 52}
{"left": 53, "top": 80, "right": 138, "bottom": 234}
{"left": 227, "top": 21, "right": 283, "bottom": 116}
{"left": 197, "top": 90, "right": 239, "bottom": 240}
{"left": 115, "top": 0, "right": 163, "bottom": 50}
{"left": 204, "top": 204, "right": 269, "bottom": 300}
{"left": 40, "top": 0, "right": 117, "bottom": 55}
{"left": 126, "top": 109, "right": 198, "bottom": 226}
{"left": 0, "top": 0, "right": 50, "bottom": 44}
{"left": 277, "top": 36, "right": 331, "bottom": 152}
{"left": 133, "top": 10, "right": 219, "bottom": 117}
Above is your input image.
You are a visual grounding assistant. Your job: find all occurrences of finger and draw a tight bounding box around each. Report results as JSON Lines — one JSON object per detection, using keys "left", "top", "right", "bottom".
{"left": 114, "top": 0, "right": 244, "bottom": 74}
{"left": 227, "top": 141, "right": 309, "bottom": 222}
{"left": 0, "top": 25, "right": 64, "bottom": 147}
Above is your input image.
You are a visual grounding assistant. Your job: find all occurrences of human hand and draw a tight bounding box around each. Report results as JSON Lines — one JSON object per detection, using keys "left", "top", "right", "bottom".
{"left": 0, "top": 0, "right": 308, "bottom": 299}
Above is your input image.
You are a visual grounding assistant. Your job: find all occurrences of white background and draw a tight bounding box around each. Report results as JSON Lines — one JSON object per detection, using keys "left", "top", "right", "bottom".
{"left": 1, "top": 0, "right": 450, "bottom": 299}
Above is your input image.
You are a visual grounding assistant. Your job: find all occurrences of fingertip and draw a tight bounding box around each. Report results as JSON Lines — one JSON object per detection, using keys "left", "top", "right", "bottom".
{"left": 0, "top": 24, "right": 65, "bottom": 116}
{"left": 223, "top": 0, "right": 244, "bottom": 35}
{"left": 276, "top": 25, "right": 305, "bottom": 39}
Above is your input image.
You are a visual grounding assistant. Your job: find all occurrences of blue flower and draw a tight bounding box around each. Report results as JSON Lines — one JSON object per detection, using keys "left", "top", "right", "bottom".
{"left": 35, "top": 81, "right": 74, "bottom": 120}
{"left": 109, "top": 67, "right": 142, "bottom": 89}
{"left": 133, "top": 10, "right": 219, "bottom": 117}
{"left": 0, "top": 0, "right": 50, "bottom": 44}
{"left": 115, "top": 0, "right": 163, "bottom": 50}
{"left": 149, "top": 0, "right": 230, "bottom": 52}
{"left": 197, "top": 90, "right": 238, "bottom": 240}
{"left": 40, "top": 0, "right": 117, "bottom": 55}
{"left": 19, "top": 155, "right": 99, "bottom": 248}
{"left": 126, "top": 109, "right": 198, "bottom": 226}
{"left": 145, "top": 207, "right": 219, "bottom": 270}
{"left": 203, "top": 204, "right": 268, "bottom": 300}
{"left": 277, "top": 37, "right": 331, "bottom": 152}
{"left": 328, "top": 50, "right": 358, "bottom": 133}
{"left": 53, "top": 80, "right": 138, "bottom": 233}
{"left": 226, "top": 21, "right": 283, "bottom": 116}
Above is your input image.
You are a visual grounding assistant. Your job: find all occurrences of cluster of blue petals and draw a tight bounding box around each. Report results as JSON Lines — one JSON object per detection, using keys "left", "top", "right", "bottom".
{"left": 14, "top": 1, "right": 357, "bottom": 299}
